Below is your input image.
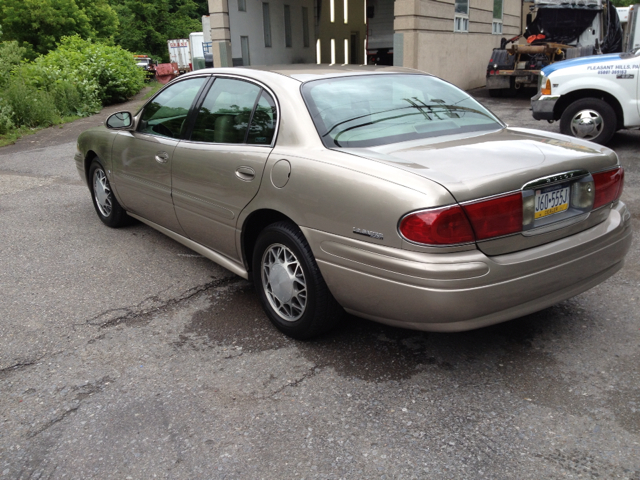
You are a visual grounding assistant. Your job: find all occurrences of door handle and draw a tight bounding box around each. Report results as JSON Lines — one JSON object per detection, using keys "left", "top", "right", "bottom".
{"left": 155, "top": 151, "right": 169, "bottom": 163}
{"left": 235, "top": 166, "right": 255, "bottom": 181}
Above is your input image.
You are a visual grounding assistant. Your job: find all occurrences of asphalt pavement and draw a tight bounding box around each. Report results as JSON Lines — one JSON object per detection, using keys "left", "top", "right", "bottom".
{"left": 0, "top": 86, "right": 638, "bottom": 479}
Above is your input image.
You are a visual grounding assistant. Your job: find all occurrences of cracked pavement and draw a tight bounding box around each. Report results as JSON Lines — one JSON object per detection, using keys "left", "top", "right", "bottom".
{"left": 0, "top": 87, "right": 639, "bottom": 479}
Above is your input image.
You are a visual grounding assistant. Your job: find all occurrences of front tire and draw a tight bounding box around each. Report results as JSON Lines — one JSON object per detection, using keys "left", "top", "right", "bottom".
{"left": 560, "top": 98, "right": 616, "bottom": 145}
{"left": 252, "top": 221, "right": 343, "bottom": 339}
{"left": 89, "top": 159, "right": 130, "bottom": 228}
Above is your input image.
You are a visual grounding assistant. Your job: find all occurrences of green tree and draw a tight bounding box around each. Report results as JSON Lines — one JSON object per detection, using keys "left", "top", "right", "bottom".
{"left": 109, "top": 0, "right": 204, "bottom": 62}
{"left": 0, "top": 0, "right": 118, "bottom": 58}
{"left": 611, "top": 0, "right": 634, "bottom": 6}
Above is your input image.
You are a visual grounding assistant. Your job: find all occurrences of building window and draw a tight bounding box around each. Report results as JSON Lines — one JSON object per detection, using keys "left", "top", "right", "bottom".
{"left": 302, "top": 7, "right": 310, "bottom": 48}
{"left": 263, "top": 3, "right": 272, "bottom": 47}
{"left": 316, "top": 39, "right": 321, "bottom": 64}
{"left": 241, "top": 36, "right": 250, "bottom": 65}
{"left": 314, "top": 0, "right": 321, "bottom": 27}
{"left": 331, "top": 38, "right": 336, "bottom": 64}
{"left": 344, "top": 38, "right": 349, "bottom": 64}
{"left": 330, "top": 0, "right": 335, "bottom": 23}
{"left": 284, "top": 5, "right": 292, "bottom": 47}
{"left": 454, "top": 0, "right": 469, "bottom": 32}
{"left": 344, "top": 0, "right": 348, "bottom": 24}
{"left": 492, "top": 0, "right": 503, "bottom": 34}
{"left": 238, "top": 0, "right": 246, "bottom": 12}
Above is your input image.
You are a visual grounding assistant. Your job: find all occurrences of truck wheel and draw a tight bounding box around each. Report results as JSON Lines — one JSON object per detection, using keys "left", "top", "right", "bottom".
{"left": 560, "top": 98, "right": 616, "bottom": 144}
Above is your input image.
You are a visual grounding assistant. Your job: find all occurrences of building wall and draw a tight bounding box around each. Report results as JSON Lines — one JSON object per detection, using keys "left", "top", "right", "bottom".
{"left": 228, "top": 0, "right": 315, "bottom": 65}
{"left": 394, "top": 0, "right": 522, "bottom": 89}
{"left": 316, "top": 0, "right": 368, "bottom": 64}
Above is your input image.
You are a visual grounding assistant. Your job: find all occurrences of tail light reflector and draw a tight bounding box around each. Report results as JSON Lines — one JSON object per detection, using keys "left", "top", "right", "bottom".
{"left": 399, "top": 205, "right": 475, "bottom": 245}
{"left": 462, "top": 193, "right": 523, "bottom": 240}
{"left": 399, "top": 193, "right": 524, "bottom": 246}
{"left": 593, "top": 167, "right": 624, "bottom": 209}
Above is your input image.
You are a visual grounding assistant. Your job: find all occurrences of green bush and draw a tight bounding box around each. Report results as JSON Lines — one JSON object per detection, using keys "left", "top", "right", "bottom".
{"left": 0, "top": 40, "right": 26, "bottom": 87}
{"left": 32, "top": 36, "right": 145, "bottom": 105}
{"left": 0, "top": 103, "right": 15, "bottom": 135}
{"left": 0, "top": 36, "right": 145, "bottom": 137}
{"left": 1, "top": 77, "right": 57, "bottom": 128}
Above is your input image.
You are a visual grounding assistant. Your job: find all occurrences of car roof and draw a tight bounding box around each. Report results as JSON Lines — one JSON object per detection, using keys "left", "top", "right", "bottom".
{"left": 183, "top": 64, "right": 425, "bottom": 83}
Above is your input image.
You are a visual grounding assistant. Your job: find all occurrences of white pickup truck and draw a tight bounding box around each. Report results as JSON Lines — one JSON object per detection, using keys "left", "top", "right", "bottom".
{"left": 531, "top": 49, "right": 640, "bottom": 144}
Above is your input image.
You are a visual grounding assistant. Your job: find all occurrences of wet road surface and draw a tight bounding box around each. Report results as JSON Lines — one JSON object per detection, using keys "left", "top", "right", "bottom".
{"left": 0, "top": 87, "right": 638, "bottom": 479}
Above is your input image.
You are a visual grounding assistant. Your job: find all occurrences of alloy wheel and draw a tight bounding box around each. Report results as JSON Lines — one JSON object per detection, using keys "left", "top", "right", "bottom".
{"left": 261, "top": 243, "right": 308, "bottom": 322}
{"left": 93, "top": 168, "right": 113, "bottom": 217}
{"left": 570, "top": 109, "right": 604, "bottom": 140}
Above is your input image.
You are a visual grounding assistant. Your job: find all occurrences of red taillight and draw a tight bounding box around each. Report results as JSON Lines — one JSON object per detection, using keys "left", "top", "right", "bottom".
{"left": 593, "top": 167, "right": 624, "bottom": 209}
{"left": 489, "top": 70, "right": 495, "bottom": 75}
{"left": 399, "top": 193, "right": 524, "bottom": 245}
{"left": 399, "top": 205, "right": 475, "bottom": 245}
{"left": 462, "top": 193, "right": 523, "bottom": 240}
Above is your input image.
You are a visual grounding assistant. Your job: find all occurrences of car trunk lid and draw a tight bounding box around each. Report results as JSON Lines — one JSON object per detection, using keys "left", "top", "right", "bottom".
{"left": 344, "top": 127, "right": 619, "bottom": 255}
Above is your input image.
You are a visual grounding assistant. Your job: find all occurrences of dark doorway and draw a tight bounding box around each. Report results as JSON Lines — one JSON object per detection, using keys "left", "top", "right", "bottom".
{"left": 350, "top": 32, "right": 359, "bottom": 64}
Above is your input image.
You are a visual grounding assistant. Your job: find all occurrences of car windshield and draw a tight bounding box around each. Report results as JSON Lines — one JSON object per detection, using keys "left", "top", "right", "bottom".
{"left": 301, "top": 74, "right": 503, "bottom": 148}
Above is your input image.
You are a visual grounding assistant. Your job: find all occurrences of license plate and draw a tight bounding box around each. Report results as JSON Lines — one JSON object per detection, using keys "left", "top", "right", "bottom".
{"left": 535, "top": 185, "right": 570, "bottom": 219}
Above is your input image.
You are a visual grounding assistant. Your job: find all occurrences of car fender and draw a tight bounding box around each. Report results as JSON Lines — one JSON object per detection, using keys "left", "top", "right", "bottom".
{"left": 76, "top": 127, "right": 119, "bottom": 186}
{"left": 237, "top": 146, "right": 461, "bottom": 268}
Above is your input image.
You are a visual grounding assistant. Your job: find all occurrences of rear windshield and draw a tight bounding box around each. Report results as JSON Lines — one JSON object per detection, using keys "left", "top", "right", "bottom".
{"left": 301, "top": 74, "right": 503, "bottom": 148}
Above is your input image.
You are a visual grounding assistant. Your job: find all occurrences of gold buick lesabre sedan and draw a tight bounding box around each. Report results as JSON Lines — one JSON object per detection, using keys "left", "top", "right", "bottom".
{"left": 75, "top": 65, "right": 631, "bottom": 339}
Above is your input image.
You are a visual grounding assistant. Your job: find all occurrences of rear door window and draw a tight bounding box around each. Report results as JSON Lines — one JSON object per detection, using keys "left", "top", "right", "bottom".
{"left": 190, "top": 78, "right": 261, "bottom": 144}
{"left": 190, "top": 78, "right": 277, "bottom": 145}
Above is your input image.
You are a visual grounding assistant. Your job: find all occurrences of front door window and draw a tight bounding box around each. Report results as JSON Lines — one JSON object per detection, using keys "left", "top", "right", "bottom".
{"left": 138, "top": 77, "right": 207, "bottom": 139}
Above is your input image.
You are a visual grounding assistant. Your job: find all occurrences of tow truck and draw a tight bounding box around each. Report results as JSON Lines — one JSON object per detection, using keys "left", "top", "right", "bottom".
{"left": 487, "top": 0, "right": 622, "bottom": 97}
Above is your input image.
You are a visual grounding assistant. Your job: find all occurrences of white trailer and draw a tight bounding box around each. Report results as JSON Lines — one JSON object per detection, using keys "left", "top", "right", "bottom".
{"left": 167, "top": 39, "right": 191, "bottom": 74}
{"left": 189, "top": 32, "right": 205, "bottom": 71}
{"left": 621, "top": 4, "right": 640, "bottom": 51}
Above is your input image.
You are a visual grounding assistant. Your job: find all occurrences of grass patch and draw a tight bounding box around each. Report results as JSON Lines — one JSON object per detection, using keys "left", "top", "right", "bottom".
{"left": 0, "top": 126, "right": 41, "bottom": 147}
{"left": 143, "top": 80, "right": 164, "bottom": 100}
{"left": 0, "top": 114, "right": 83, "bottom": 147}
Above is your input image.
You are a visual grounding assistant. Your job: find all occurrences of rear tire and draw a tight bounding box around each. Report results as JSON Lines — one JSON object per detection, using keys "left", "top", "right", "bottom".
{"left": 252, "top": 221, "right": 343, "bottom": 340}
{"left": 89, "top": 159, "right": 130, "bottom": 228}
{"left": 560, "top": 98, "right": 616, "bottom": 145}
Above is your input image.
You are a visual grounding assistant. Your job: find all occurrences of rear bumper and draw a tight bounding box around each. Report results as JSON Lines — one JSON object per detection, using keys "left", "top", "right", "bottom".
{"left": 531, "top": 92, "right": 559, "bottom": 121}
{"left": 304, "top": 202, "right": 631, "bottom": 332}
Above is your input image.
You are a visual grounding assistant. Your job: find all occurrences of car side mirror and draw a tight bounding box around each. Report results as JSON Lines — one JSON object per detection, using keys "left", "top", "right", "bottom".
{"left": 106, "top": 111, "right": 133, "bottom": 129}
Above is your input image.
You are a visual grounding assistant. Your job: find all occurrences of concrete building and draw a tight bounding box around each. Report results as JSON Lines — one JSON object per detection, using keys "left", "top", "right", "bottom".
{"left": 393, "top": 0, "right": 522, "bottom": 89}
{"left": 205, "top": 0, "right": 522, "bottom": 90}
{"left": 206, "top": 0, "right": 316, "bottom": 66}
{"left": 315, "top": 0, "right": 368, "bottom": 65}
